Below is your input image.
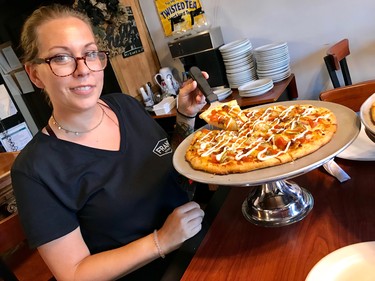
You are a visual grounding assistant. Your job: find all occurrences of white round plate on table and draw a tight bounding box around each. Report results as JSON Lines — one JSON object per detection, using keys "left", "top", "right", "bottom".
{"left": 337, "top": 120, "right": 375, "bottom": 160}
{"left": 338, "top": 94, "right": 375, "bottom": 160}
{"left": 306, "top": 242, "right": 375, "bottom": 281}
{"left": 360, "top": 92, "right": 375, "bottom": 135}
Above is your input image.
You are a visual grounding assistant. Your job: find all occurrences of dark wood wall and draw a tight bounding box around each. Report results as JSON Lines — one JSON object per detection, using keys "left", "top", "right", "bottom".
{"left": 0, "top": 0, "right": 74, "bottom": 52}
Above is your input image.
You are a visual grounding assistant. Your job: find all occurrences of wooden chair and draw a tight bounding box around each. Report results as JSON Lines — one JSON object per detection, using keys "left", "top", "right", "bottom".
{"left": 319, "top": 80, "right": 375, "bottom": 112}
{"left": 324, "top": 38, "right": 352, "bottom": 88}
{"left": 0, "top": 152, "right": 54, "bottom": 281}
{"left": 0, "top": 152, "right": 19, "bottom": 176}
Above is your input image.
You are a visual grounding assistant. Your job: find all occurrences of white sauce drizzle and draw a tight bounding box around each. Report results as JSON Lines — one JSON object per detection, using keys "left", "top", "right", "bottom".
{"left": 291, "top": 129, "right": 309, "bottom": 141}
{"left": 196, "top": 104, "right": 331, "bottom": 164}
{"left": 257, "top": 141, "right": 292, "bottom": 161}
{"left": 235, "top": 138, "right": 264, "bottom": 160}
{"left": 314, "top": 113, "right": 331, "bottom": 122}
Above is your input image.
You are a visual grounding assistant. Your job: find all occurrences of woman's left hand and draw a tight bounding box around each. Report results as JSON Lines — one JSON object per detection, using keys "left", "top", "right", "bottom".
{"left": 176, "top": 72, "right": 209, "bottom": 117}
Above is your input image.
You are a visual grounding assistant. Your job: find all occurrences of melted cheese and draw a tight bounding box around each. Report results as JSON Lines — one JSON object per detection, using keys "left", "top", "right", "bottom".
{"left": 195, "top": 104, "right": 333, "bottom": 164}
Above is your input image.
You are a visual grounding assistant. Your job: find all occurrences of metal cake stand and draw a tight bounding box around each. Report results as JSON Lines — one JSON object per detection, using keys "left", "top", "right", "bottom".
{"left": 173, "top": 100, "right": 360, "bottom": 227}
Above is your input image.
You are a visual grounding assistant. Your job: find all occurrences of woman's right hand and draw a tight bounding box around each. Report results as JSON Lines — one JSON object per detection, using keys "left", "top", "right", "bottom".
{"left": 157, "top": 201, "right": 205, "bottom": 254}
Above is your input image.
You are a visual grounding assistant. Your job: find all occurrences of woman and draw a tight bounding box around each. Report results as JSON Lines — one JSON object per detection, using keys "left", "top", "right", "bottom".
{"left": 11, "top": 4, "right": 207, "bottom": 281}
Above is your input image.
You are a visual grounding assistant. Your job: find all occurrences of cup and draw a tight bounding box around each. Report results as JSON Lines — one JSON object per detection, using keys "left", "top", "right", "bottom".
{"left": 154, "top": 67, "right": 179, "bottom": 95}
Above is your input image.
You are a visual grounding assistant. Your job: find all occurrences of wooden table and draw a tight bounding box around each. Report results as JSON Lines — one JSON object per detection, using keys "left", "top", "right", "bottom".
{"left": 162, "top": 158, "right": 375, "bottom": 281}
{"left": 152, "top": 73, "right": 298, "bottom": 119}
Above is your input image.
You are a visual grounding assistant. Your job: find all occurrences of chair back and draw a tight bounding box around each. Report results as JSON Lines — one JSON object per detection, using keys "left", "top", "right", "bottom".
{"left": 0, "top": 152, "right": 54, "bottom": 281}
{"left": 0, "top": 211, "right": 54, "bottom": 281}
{"left": 0, "top": 152, "right": 19, "bottom": 177}
{"left": 0, "top": 152, "right": 23, "bottom": 281}
{"left": 0, "top": 213, "right": 26, "bottom": 254}
{"left": 324, "top": 38, "right": 352, "bottom": 88}
{"left": 320, "top": 80, "right": 375, "bottom": 112}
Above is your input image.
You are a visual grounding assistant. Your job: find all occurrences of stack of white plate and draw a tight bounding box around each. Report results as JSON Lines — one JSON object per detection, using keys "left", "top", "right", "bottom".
{"left": 213, "top": 88, "right": 232, "bottom": 101}
{"left": 237, "top": 78, "right": 274, "bottom": 97}
{"left": 219, "top": 39, "right": 257, "bottom": 89}
{"left": 253, "top": 42, "right": 291, "bottom": 83}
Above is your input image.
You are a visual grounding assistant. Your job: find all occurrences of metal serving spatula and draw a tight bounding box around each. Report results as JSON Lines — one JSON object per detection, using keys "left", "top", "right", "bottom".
{"left": 189, "top": 66, "right": 222, "bottom": 110}
{"left": 322, "top": 158, "right": 351, "bottom": 183}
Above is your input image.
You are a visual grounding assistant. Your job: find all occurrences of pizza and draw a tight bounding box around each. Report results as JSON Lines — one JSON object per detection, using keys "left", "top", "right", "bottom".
{"left": 199, "top": 100, "right": 248, "bottom": 131}
{"left": 185, "top": 102, "right": 337, "bottom": 175}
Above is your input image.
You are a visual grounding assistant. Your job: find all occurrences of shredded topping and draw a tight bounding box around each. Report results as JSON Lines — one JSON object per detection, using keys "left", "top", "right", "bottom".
{"left": 193, "top": 104, "right": 335, "bottom": 164}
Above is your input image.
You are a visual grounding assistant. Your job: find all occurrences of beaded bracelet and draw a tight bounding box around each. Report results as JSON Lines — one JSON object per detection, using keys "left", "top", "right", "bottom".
{"left": 153, "top": 230, "right": 166, "bottom": 259}
{"left": 176, "top": 108, "right": 196, "bottom": 119}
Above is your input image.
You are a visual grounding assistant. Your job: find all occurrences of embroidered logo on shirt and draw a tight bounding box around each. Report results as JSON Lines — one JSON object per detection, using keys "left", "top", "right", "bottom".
{"left": 153, "top": 138, "right": 173, "bottom": 157}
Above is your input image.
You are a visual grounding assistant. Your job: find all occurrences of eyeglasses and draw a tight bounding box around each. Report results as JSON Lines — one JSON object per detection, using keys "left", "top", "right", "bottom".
{"left": 33, "top": 51, "right": 109, "bottom": 77}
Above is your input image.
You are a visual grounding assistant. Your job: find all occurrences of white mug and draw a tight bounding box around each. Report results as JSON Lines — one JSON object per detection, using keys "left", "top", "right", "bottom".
{"left": 154, "top": 67, "right": 179, "bottom": 95}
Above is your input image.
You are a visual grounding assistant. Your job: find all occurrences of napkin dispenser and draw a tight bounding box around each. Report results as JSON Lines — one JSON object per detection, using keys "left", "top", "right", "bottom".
{"left": 168, "top": 27, "right": 228, "bottom": 89}
{"left": 153, "top": 97, "right": 176, "bottom": 116}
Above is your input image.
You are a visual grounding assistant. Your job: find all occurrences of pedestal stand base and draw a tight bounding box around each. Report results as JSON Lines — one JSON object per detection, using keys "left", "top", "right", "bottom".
{"left": 242, "top": 180, "right": 314, "bottom": 227}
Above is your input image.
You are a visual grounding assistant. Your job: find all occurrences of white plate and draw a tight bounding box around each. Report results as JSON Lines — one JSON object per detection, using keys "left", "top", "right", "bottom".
{"left": 226, "top": 71, "right": 253, "bottom": 80}
{"left": 256, "top": 53, "right": 290, "bottom": 62}
{"left": 173, "top": 100, "right": 359, "bottom": 186}
{"left": 223, "top": 53, "right": 253, "bottom": 62}
{"left": 272, "top": 73, "right": 292, "bottom": 82}
{"left": 256, "top": 64, "right": 290, "bottom": 75}
{"left": 360, "top": 93, "right": 375, "bottom": 135}
{"left": 214, "top": 89, "right": 232, "bottom": 101}
{"left": 219, "top": 39, "right": 252, "bottom": 53}
{"left": 221, "top": 47, "right": 252, "bottom": 59}
{"left": 337, "top": 119, "right": 375, "bottom": 161}
{"left": 224, "top": 58, "right": 254, "bottom": 68}
{"left": 258, "top": 70, "right": 291, "bottom": 82}
{"left": 254, "top": 42, "right": 288, "bottom": 52}
{"left": 256, "top": 59, "right": 290, "bottom": 70}
{"left": 239, "top": 84, "right": 274, "bottom": 97}
{"left": 226, "top": 64, "right": 252, "bottom": 74}
{"left": 255, "top": 49, "right": 288, "bottom": 59}
{"left": 213, "top": 88, "right": 231, "bottom": 96}
{"left": 306, "top": 242, "right": 375, "bottom": 281}
{"left": 238, "top": 78, "right": 273, "bottom": 92}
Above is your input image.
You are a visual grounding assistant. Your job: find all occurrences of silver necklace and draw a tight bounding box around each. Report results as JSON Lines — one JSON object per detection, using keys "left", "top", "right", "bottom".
{"left": 51, "top": 104, "right": 105, "bottom": 136}
{"left": 99, "top": 102, "right": 119, "bottom": 127}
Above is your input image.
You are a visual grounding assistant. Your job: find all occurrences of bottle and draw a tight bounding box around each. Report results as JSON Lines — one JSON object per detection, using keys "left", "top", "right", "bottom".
{"left": 145, "top": 82, "right": 154, "bottom": 101}
{"left": 139, "top": 87, "right": 154, "bottom": 107}
{"left": 165, "top": 77, "right": 176, "bottom": 96}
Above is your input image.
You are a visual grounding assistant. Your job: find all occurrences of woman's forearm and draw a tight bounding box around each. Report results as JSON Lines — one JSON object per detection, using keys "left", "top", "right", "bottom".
{"left": 74, "top": 233, "right": 160, "bottom": 281}
{"left": 39, "top": 230, "right": 162, "bottom": 281}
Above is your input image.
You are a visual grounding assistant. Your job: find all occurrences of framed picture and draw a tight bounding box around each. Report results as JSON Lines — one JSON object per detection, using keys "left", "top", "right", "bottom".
{"left": 155, "top": 0, "right": 206, "bottom": 37}
{"left": 74, "top": 1, "right": 144, "bottom": 58}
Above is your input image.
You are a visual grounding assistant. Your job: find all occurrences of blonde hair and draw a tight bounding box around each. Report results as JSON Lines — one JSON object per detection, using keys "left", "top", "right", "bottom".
{"left": 20, "top": 3, "right": 93, "bottom": 64}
